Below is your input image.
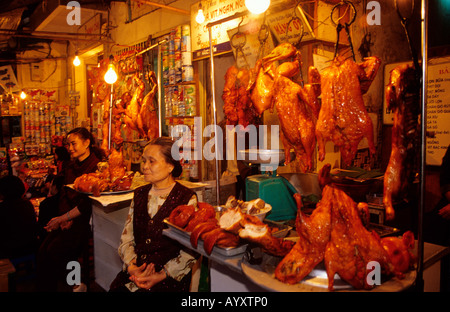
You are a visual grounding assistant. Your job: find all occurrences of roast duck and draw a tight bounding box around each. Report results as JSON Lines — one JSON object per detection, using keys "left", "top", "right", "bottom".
{"left": 316, "top": 55, "right": 381, "bottom": 167}
{"left": 168, "top": 199, "right": 294, "bottom": 257}
{"left": 275, "top": 188, "right": 415, "bottom": 290}
{"left": 73, "top": 148, "right": 134, "bottom": 196}
{"left": 101, "top": 71, "right": 159, "bottom": 154}
{"left": 223, "top": 43, "right": 381, "bottom": 172}
{"left": 383, "top": 64, "right": 420, "bottom": 221}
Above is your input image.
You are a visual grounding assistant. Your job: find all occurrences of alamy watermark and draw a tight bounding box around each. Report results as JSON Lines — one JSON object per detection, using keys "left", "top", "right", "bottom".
{"left": 170, "top": 117, "right": 281, "bottom": 171}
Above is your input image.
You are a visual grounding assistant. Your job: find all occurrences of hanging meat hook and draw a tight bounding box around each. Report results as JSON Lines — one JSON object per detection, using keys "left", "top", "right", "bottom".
{"left": 331, "top": 0, "right": 357, "bottom": 60}
{"left": 394, "top": 0, "right": 420, "bottom": 75}
{"left": 285, "top": 1, "right": 305, "bottom": 49}
{"left": 230, "top": 17, "right": 250, "bottom": 69}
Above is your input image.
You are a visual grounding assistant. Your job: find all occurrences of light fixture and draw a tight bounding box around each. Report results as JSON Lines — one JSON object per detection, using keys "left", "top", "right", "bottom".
{"left": 104, "top": 55, "right": 118, "bottom": 84}
{"left": 73, "top": 52, "right": 81, "bottom": 67}
{"left": 245, "top": 0, "right": 270, "bottom": 15}
{"left": 20, "top": 90, "right": 27, "bottom": 99}
{"left": 196, "top": 2, "right": 205, "bottom": 24}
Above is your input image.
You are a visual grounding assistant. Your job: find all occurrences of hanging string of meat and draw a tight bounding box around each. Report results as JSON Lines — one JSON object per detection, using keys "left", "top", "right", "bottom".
{"left": 315, "top": 56, "right": 380, "bottom": 167}
{"left": 383, "top": 64, "right": 420, "bottom": 221}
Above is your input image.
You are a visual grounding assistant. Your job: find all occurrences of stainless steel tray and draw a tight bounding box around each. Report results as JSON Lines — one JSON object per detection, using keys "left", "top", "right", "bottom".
{"left": 163, "top": 218, "right": 248, "bottom": 257}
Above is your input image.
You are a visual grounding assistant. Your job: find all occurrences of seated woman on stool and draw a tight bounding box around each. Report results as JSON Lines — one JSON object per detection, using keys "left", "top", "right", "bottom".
{"left": 110, "top": 137, "right": 198, "bottom": 292}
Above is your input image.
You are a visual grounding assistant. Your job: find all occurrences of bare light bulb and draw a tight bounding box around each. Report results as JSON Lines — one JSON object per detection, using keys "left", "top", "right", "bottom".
{"left": 245, "top": 0, "right": 270, "bottom": 15}
{"left": 73, "top": 55, "right": 81, "bottom": 67}
{"left": 104, "top": 63, "right": 117, "bottom": 84}
{"left": 196, "top": 8, "right": 205, "bottom": 24}
{"left": 20, "top": 91, "right": 27, "bottom": 99}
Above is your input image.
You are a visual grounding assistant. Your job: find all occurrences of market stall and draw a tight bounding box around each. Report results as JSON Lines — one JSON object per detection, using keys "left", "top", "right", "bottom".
{"left": 1, "top": 0, "right": 450, "bottom": 294}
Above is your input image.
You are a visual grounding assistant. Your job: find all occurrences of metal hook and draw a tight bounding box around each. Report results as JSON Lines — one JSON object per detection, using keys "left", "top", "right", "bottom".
{"left": 394, "top": 0, "right": 419, "bottom": 73}
{"left": 285, "top": 3, "right": 305, "bottom": 48}
{"left": 230, "top": 17, "right": 247, "bottom": 50}
{"left": 331, "top": 1, "right": 357, "bottom": 60}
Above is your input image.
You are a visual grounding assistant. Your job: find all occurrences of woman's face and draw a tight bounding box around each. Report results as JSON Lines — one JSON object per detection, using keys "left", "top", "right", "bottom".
{"left": 66, "top": 133, "right": 90, "bottom": 161}
{"left": 141, "top": 144, "right": 174, "bottom": 184}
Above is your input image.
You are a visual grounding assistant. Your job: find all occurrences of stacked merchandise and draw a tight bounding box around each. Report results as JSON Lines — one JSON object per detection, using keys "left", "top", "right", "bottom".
{"left": 23, "top": 90, "right": 71, "bottom": 156}
{"left": 163, "top": 25, "right": 196, "bottom": 118}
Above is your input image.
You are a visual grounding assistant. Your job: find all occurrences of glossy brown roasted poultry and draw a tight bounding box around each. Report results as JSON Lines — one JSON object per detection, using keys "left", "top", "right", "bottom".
{"left": 324, "top": 185, "right": 393, "bottom": 290}
{"left": 383, "top": 64, "right": 420, "bottom": 221}
{"left": 124, "top": 74, "right": 146, "bottom": 137}
{"left": 247, "top": 43, "right": 299, "bottom": 116}
{"left": 137, "top": 71, "right": 159, "bottom": 140}
{"left": 74, "top": 148, "right": 131, "bottom": 196}
{"left": 275, "top": 189, "right": 332, "bottom": 284}
{"left": 222, "top": 65, "right": 259, "bottom": 127}
{"left": 273, "top": 62, "right": 321, "bottom": 170}
{"left": 316, "top": 56, "right": 380, "bottom": 167}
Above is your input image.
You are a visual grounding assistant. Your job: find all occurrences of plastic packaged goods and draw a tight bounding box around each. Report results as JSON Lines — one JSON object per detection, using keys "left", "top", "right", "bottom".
{"left": 171, "top": 86, "right": 178, "bottom": 116}
{"left": 184, "top": 84, "right": 196, "bottom": 116}
{"left": 182, "top": 65, "right": 194, "bottom": 82}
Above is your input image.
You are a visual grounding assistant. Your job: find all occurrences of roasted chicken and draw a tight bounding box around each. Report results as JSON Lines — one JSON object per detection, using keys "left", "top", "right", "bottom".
{"left": 222, "top": 65, "right": 259, "bottom": 127}
{"left": 274, "top": 183, "right": 401, "bottom": 290}
{"left": 380, "top": 231, "right": 415, "bottom": 278}
{"left": 124, "top": 74, "right": 146, "bottom": 137}
{"left": 323, "top": 186, "right": 393, "bottom": 290}
{"left": 275, "top": 189, "right": 332, "bottom": 284}
{"left": 383, "top": 64, "right": 420, "bottom": 221}
{"left": 273, "top": 65, "right": 319, "bottom": 170}
{"left": 73, "top": 148, "right": 132, "bottom": 196}
{"left": 316, "top": 56, "right": 380, "bottom": 167}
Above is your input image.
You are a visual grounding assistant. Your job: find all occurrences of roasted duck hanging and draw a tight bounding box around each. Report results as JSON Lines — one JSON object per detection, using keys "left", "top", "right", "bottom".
{"left": 222, "top": 65, "right": 260, "bottom": 127}
{"left": 316, "top": 56, "right": 381, "bottom": 167}
{"left": 383, "top": 64, "right": 420, "bottom": 221}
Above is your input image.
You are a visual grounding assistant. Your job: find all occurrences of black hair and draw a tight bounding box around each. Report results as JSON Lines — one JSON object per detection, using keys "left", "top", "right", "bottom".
{"left": 51, "top": 175, "right": 65, "bottom": 192}
{"left": 145, "top": 137, "right": 183, "bottom": 178}
{"left": 67, "top": 127, "right": 106, "bottom": 160}
{"left": 0, "top": 175, "right": 25, "bottom": 200}
{"left": 54, "top": 146, "right": 70, "bottom": 162}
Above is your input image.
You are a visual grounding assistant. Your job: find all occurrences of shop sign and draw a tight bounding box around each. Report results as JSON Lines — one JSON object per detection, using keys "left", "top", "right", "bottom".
{"left": 191, "top": 0, "right": 247, "bottom": 60}
{"left": 426, "top": 57, "right": 450, "bottom": 166}
{"left": 265, "top": 6, "right": 315, "bottom": 45}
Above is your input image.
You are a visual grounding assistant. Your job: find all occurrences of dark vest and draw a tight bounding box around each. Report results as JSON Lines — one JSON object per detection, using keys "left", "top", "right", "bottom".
{"left": 133, "top": 182, "right": 195, "bottom": 269}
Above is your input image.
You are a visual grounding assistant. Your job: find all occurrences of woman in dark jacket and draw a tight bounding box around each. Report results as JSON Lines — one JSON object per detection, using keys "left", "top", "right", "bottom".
{"left": 36, "top": 127, "right": 105, "bottom": 291}
{"left": 0, "top": 175, "right": 38, "bottom": 259}
{"left": 110, "top": 137, "right": 198, "bottom": 292}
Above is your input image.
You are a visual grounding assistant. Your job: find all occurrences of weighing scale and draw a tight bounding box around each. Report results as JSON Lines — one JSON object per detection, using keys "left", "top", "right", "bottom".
{"left": 238, "top": 149, "right": 298, "bottom": 221}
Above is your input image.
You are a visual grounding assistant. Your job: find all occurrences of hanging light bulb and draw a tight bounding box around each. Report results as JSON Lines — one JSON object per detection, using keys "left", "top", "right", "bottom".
{"left": 104, "top": 55, "right": 117, "bottom": 84}
{"left": 73, "top": 52, "right": 81, "bottom": 67}
{"left": 20, "top": 90, "right": 27, "bottom": 99}
{"left": 245, "top": 0, "right": 270, "bottom": 15}
{"left": 196, "top": 2, "right": 205, "bottom": 24}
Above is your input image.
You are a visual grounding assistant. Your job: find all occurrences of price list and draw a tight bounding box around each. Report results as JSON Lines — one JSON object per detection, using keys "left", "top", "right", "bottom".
{"left": 426, "top": 59, "right": 450, "bottom": 166}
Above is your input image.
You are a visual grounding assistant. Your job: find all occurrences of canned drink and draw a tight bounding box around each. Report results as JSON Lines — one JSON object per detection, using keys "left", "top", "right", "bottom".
{"left": 182, "top": 24, "right": 190, "bottom": 36}
{"left": 181, "top": 52, "right": 192, "bottom": 66}
{"left": 182, "top": 65, "right": 194, "bottom": 82}
{"left": 181, "top": 36, "right": 191, "bottom": 52}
